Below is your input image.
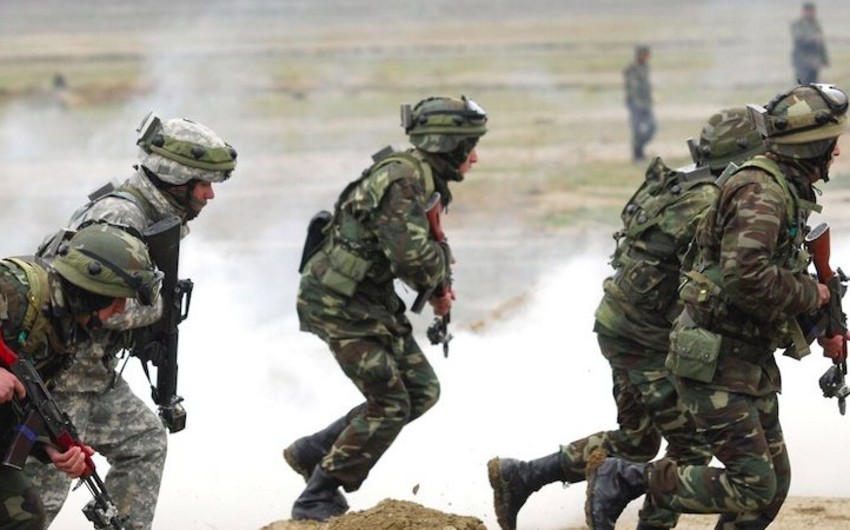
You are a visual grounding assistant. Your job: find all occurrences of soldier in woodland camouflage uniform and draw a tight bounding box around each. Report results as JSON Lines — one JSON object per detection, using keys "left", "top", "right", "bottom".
{"left": 487, "top": 108, "right": 766, "bottom": 530}
{"left": 625, "top": 44, "right": 656, "bottom": 162}
{"left": 25, "top": 114, "right": 236, "bottom": 530}
{"left": 0, "top": 224, "right": 159, "bottom": 530}
{"left": 286, "top": 95, "right": 487, "bottom": 521}
{"left": 791, "top": 3, "right": 829, "bottom": 85}
{"left": 586, "top": 84, "right": 849, "bottom": 530}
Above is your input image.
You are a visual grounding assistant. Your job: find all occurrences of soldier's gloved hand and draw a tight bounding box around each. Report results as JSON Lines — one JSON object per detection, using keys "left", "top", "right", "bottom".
{"left": 46, "top": 443, "right": 94, "bottom": 479}
{"left": 818, "top": 331, "right": 849, "bottom": 362}
{"left": 0, "top": 369, "right": 25, "bottom": 403}
{"left": 430, "top": 288, "right": 455, "bottom": 317}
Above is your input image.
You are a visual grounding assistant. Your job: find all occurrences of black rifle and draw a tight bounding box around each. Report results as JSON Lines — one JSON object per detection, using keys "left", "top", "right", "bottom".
{"left": 805, "top": 222, "right": 849, "bottom": 415}
{"left": 133, "top": 215, "right": 192, "bottom": 433}
{"left": 0, "top": 335, "right": 128, "bottom": 529}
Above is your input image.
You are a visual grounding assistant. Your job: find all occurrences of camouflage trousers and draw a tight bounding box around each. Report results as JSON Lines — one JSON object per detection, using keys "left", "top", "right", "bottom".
{"left": 320, "top": 333, "right": 440, "bottom": 492}
{"left": 561, "top": 333, "right": 711, "bottom": 528}
{"left": 0, "top": 468, "right": 44, "bottom": 530}
{"left": 647, "top": 383, "right": 789, "bottom": 530}
{"left": 24, "top": 376, "right": 167, "bottom": 530}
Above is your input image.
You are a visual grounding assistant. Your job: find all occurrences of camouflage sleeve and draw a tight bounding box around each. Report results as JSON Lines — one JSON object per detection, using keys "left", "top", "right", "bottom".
{"left": 74, "top": 197, "right": 163, "bottom": 329}
{"left": 717, "top": 176, "right": 820, "bottom": 322}
{"left": 372, "top": 177, "right": 450, "bottom": 291}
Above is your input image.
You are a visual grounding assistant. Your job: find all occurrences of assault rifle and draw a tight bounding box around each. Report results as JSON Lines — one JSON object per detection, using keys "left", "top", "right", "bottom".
{"left": 132, "top": 215, "right": 191, "bottom": 433}
{"left": 410, "top": 192, "right": 453, "bottom": 357}
{"left": 0, "top": 336, "right": 128, "bottom": 529}
{"left": 805, "top": 222, "right": 849, "bottom": 415}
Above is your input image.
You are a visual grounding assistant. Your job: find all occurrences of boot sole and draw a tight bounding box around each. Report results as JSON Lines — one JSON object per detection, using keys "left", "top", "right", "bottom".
{"left": 283, "top": 446, "right": 312, "bottom": 482}
{"left": 487, "top": 458, "right": 515, "bottom": 530}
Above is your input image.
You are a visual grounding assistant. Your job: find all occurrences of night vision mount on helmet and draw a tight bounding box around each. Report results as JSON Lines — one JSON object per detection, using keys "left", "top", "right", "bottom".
{"left": 747, "top": 83, "right": 848, "bottom": 159}
{"left": 401, "top": 95, "right": 487, "bottom": 154}
{"left": 51, "top": 223, "right": 162, "bottom": 305}
{"left": 136, "top": 111, "right": 237, "bottom": 186}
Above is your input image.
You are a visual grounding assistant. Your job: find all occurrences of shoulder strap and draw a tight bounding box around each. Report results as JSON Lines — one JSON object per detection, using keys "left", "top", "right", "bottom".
{"left": 4, "top": 257, "right": 51, "bottom": 350}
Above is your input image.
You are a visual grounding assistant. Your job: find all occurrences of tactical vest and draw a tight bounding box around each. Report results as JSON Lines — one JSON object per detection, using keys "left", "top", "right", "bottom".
{"left": 603, "top": 158, "right": 716, "bottom": 321}
{"left": 0, "top": 258, "right": 73, "bottom": 378}
{"left": 38, "top": 182, "right": 153, "bottom": 260}
{"left": 679, "top": 156, "right": 819, "bottom": 348}
{"left": 315, "top": 149, "right": 435, "bottom": 297}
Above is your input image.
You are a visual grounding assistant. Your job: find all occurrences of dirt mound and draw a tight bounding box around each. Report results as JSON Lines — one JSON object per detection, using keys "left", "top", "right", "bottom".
{"left": 260, "top": 499, "right": 486, "bottom": 530}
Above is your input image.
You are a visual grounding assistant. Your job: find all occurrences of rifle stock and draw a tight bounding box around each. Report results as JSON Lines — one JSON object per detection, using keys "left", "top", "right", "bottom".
{"left": 805, "top": 222, "right": 849, "bottom": 415}
{"left": 0, "top": 335, "right": 128, "bottom": 529}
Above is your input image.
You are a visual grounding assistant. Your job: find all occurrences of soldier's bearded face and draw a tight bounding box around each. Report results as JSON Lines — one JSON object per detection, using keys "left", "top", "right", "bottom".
{"left": 189, "top": 181, "right": 215, "bottom": 216}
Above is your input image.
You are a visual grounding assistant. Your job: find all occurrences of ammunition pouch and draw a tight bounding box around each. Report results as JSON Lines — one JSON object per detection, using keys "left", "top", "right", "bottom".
{"left": 678, "top": 269, "right": 727, "bottom": 328}
{"left": 317, "top": 244, "right": 371, "bottom": 297}
{"left": 667, "top": 322, "right": 722, "bottom": 383}
{"left": 609, "top": 248, "right": 679, "bottom": 319}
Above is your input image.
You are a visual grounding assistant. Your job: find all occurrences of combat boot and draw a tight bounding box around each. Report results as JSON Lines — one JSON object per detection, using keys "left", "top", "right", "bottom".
{"left": 714, "top": 513, "right": 773, "bottom": 530}
{"left": 636, "top": 522, "right": 668, "bottom": 530}
{"left": 291, "top": 466, "right": 349, "bottom": 521}
{"left": 487, "top": 453, "right": 565, "bottom": 530}
{"left": 283, "top": 416, "right": 348, "bottom": 480}
{"left": 585, "top": 458, "right": 648, "bottom": 530}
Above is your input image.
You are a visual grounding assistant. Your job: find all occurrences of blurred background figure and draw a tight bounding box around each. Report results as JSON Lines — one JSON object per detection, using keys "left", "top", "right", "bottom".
{"left": 624, "top": 44, "right": 656, "bottom": 163}
{"left": 791, "top": 2, "right": 829, "bottom": 84}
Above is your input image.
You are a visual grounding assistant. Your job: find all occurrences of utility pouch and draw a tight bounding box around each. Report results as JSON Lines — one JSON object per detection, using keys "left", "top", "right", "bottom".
{"left": 318, "top": 245, "right": 370, "bottom": 297}
{"left": 298, "top": 210, "right": 332, "bottom": 273}
{"left": 666, "top": 324, "right": 722, "bottom": 383}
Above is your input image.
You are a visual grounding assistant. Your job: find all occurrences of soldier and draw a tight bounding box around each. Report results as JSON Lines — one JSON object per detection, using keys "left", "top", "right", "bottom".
{"left": 25, "top": 114, "right": 236, "bottom": 530}
{"left": 1, "top": 223, "right": 160, "bottom": 530}
{"left": 487, "top": 108, "right": 766, "bottom": 530}
{"left": 624, "top": 44, "right": 656, "bottom": 162}
{"left": 791, "top": 2, "right": 829, "bottom": 85}
{"left": 585, "top": 84, "right": 848, "bottom": 530}
{"left": 286, "top": 95, "right": 487, "bottom": 521}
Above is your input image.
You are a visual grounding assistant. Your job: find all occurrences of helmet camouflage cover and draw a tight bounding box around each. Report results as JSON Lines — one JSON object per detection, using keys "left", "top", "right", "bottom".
{"left": 51, "top": 223, "right": 162, "bottom": 304}
{"left": 137, "top": 113, "right": 237, "bottom": 185}
{"left": 691, "top": 107, "right": 767, "bottom": 171}
{"left": 404, "top": 95, "right": 487, "bottom": 153}
{"left": 751, "top": 83, "right": 848, "bottom": 159}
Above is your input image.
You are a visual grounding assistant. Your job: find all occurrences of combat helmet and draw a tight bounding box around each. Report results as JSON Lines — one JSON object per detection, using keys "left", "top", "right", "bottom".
{"left": 748, "top": 83, "right": 848, "bottom": 159}
{"left": 52, "top": 223, "right": 162, "bottom": 305}
{"left": 402, "top": 95, "right": 487, "bottom": 154}
{"left": 136, "top": 112, "right": 237, "bottom": 186}
{"left": 689, "top": 107, "right": 767, "bottom": 172}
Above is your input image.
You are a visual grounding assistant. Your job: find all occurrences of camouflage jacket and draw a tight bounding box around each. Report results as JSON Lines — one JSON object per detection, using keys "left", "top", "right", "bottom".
{"left": 0, "top": 258, "right": 79, "bottom": 444}
{"left": 680, "top": 156, "right": 821, "bottom": 395}
{"left": 624, "top": 61, "right": 652, "bottom": 111}
{"left": 45, "top": 168, "right": 181, "bottom": 394}
{"left": 595, "top": 157, "right": 718, "bottom": 357}
{"left": 791, "top": 16, "right": 828, "bottom": 70}
{"left": 297, "top": 148, "right": 452, "bottom": 346}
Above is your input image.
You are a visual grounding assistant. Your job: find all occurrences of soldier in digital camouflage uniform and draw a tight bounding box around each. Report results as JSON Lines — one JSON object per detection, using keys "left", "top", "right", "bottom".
{"left": 1, "top": 224, "right": 160, "bottom": 530}
{"left": 586, "top": 84, "right": 849, "bottom": 530}
{"left": 625, "top": 44, "right": 656, "bottom": 162}
{"left": 286, "top": 95, "right": 487, "bottom": 521}
{"left": 487, "top": 108, "right": 766, "bottom": 530}
{"left": 791, "top": 2, "right": 829, "bottom": 85}
{"left": 25, "top": 114, "right": 236, "bottom": 530}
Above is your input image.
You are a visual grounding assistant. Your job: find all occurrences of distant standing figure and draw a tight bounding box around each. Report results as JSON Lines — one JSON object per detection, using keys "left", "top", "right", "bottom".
{"left": 624, "top": 44, "right": 656, "bottom": 162}
{"left": 791, "top": 2, "right": 828, "bottom": 84}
